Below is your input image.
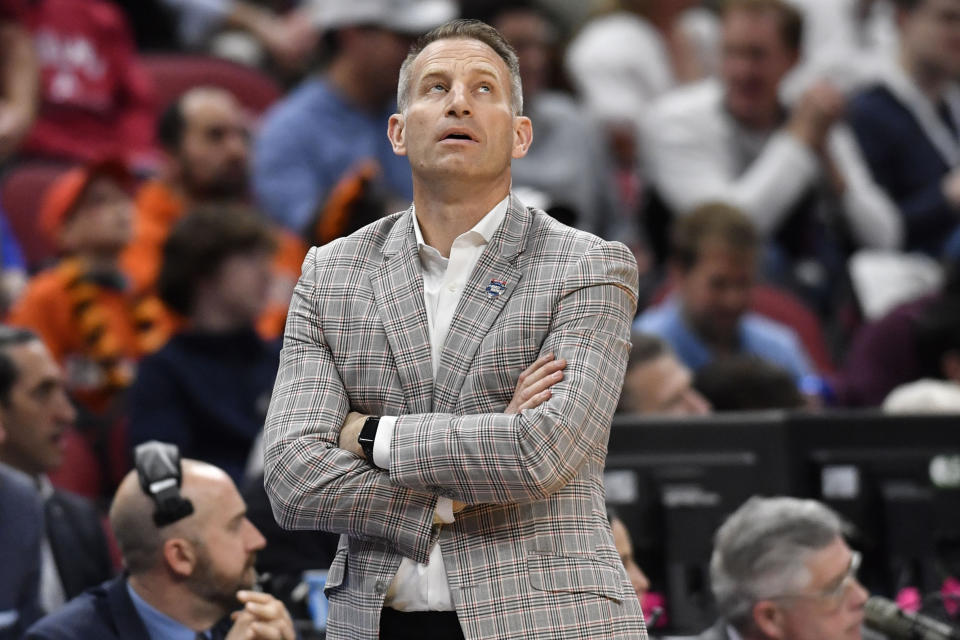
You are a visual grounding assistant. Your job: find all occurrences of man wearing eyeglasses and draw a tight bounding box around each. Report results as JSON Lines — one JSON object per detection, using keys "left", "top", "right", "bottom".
{"left": 697, "top": 496, "right": 869, "bottom": 640}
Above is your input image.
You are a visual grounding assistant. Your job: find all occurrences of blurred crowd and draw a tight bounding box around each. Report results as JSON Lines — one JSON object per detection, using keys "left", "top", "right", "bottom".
{"left": 1, "top": 0, "right": 960, "bottom": 637}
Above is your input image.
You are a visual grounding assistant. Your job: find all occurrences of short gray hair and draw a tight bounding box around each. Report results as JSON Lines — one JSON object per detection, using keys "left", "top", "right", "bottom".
{"left": 710, "top": 496, "right": 843, "bottom": 631}
{"left": 396, "top": 19, "right": 523, "bottom": 116}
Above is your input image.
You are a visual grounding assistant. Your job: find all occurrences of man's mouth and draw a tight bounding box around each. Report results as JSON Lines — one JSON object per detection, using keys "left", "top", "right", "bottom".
{"left": 439, "top": 129, "right": 478, "bottom": 142}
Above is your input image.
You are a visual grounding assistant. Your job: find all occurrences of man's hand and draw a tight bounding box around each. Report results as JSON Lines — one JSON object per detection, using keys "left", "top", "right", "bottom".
{"left": 338, "top": 411, "right": 369, "bottom": 458}
{"left": 226, "top": 591, "right": 295, "bottom": 640}
{"left": 505, "top": 353, "right": 567, "bottom": 414}
{"left": 787, "top": 81, "right": 845, "bottom": 153}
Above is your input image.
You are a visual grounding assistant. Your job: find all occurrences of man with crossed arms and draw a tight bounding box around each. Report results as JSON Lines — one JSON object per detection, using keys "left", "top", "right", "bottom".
{"left": 263, "top": 18, "right": 644, "bottom": 640}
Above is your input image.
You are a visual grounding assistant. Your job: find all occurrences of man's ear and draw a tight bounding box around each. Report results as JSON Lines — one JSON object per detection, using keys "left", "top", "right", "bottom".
{"left": 0, "top": 414, "right": 6, "bottom": 445}
{"left": 163, "top": 537, "right": 198, "bottom": 578}
{"left": 388, "top": 113, "right": 407, "bottom": 157}
{"left": 511, "top": 116, "right": 533, "bottom": 160}
{"left": 752, "top": 600, "right": 787, "bottom": 640}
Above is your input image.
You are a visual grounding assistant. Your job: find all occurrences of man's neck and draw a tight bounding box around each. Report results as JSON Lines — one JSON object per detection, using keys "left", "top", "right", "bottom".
{"left": 412, "top": 175, "right": 511, "bottom": 258}
{"left": 128, "top": 574, "right": 225, "bottom": 632}
{"left": 73, "top": 251, "right": 122, "bottom": 275}
{"left": 190, "top": 299, "right": 253, "bottom": 333}
{"left": 901, "top": 50, "right": 951, "bottom": 104}
{"left": 326, "top": 58, "right": 387, "bottom": 112}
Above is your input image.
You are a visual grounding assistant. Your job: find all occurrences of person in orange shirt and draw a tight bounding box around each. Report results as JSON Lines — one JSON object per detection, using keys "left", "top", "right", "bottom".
{"left": 122, "top": 86, "right": 307, "bottom": 339}
{"left": 6, "top": 158, "right": 173, "bottom": 495}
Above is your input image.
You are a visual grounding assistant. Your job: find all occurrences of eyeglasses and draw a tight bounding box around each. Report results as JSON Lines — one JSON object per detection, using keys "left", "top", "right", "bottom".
{"left": 766, "top": 551, "right": 862, "bottom": 610}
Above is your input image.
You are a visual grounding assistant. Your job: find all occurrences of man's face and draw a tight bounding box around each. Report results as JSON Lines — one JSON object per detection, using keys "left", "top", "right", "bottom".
{"left": 677, "top": 240, "right": 756, "bottom": 345}
{"left": 721, "top": 8, "right": 798, "bottom": 127}
{"left": 0, "top": 340, "right": 76, "bottom": 475}
{"left": 621, "top": 353, "right": 710, "bottom": 415}
{"left": 388, "top": 37, "right": 531, "bottom": 185}
{"left": 185, "top": 475, "right": 266, "bottom": 610}
{"left": 900, "top": 0, "right": 960, "bottom": 79}
{"left": 60, "top": 176, "right": 134, "bottom": 255}
{"left": 495, "top": 10, "right": 552, "bottom": 100}
{"left": 761, "top": 537, "right": 869, "bottom": 640}
{"left": 177, "top": 93, "right": 250, "bottom": 201}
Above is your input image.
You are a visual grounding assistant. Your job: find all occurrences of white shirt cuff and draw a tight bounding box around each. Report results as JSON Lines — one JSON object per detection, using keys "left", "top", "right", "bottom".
{"left": 372, "top": 416, "right": 396, "bottom": 470}
{"left": 434, "top": 498, "right": 456, "bottom": 524}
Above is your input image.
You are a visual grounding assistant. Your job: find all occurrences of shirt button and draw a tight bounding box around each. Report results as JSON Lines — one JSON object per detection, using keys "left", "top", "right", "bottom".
{"left": 375, "top": 580, "right": 387, "bottom": 594}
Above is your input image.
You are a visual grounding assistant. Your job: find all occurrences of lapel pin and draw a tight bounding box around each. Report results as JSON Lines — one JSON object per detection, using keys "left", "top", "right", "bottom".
{"left": 485, "top": 279, "right": 507, "bottom": 299}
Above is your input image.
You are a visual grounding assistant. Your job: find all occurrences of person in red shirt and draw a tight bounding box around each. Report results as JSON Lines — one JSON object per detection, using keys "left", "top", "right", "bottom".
{"left": 20, "top": 0, "right": 157, "bottom": 168}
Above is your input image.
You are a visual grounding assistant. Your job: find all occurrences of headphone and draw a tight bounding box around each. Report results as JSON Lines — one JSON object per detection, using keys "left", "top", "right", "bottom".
{"left": 134, "top": 441, "right": 194, "bottom": 527}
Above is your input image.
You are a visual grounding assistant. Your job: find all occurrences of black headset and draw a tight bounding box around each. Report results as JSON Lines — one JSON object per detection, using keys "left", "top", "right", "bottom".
{"left": 134, "top": 441, "right": 195, "bottom": 527}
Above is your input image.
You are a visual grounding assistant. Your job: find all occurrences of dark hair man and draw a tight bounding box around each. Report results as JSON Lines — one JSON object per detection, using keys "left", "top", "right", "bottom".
{"left": 695, "top": 496, "right": 868, "bottom": 640}
{"left": 635, "top": 203, "right": 814, "bottom": 384}
{"left": 0, "top": 326, "right": 113, "bottom": 612}
{"left": 643, "top": 0, "right": 901, "bottom": 303}
{"left": 25, "top": 458, "right": 294, "bottom": 640}
{"left": 617, "top": 332, "right": 710, "bottom": 415}
{"left": 263, "top": 18, "right": 644, "bottom": 640}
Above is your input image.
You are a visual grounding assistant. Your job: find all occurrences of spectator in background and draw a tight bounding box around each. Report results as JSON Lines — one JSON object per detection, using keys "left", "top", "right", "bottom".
{"left": 25, "top": 457, "right": 294, "bottom": 640}
{"left": 122, "top": 87, "right": 307, "bottom": 340}
{"left": 635, "top": 203, "right": 815, "bottom": 384}
{"left": 607, "top": 506, "right": 652, "bottom": 605}
{"left": 0, "top": 327, "right": 113, "bottom": 614}
{"left": 129, "top": 208, "right": 279, "bottom": 485}
{"left": 6, "top": 160, "right": 171, "bottom": 460}
{"left": 831, "top": 256, "right": 960, "bottom": 406}
{"left": 643, "top": 0, "right": 901, "bottom": 308}
{"left": 19, "top": 0, "right": 157, "bottom": 168}
{"left": 694, "top": 355, "right": 806, "bottom": 411}
{"left": 0, "top": 459, "right": 43, "bottom": 640}
{"left": 253, "top": 0, "right": 456, "bottom": 239}
{"left": 617, "top": 332, "right": 710, "bottom": 415}
{"left": 695, "top": 496, "right": 868, "bottom": 640}
{"left": 157, "top": 0, "right": 317, "bottom": 72}
{"left": 474, "top": 1, "right": 624, "bottom": 243}
{"left": 848, "top": 0, "right": 960, "bottom": 256}
{"left": 0, "top": 0, "right": 38, "bottom": 161}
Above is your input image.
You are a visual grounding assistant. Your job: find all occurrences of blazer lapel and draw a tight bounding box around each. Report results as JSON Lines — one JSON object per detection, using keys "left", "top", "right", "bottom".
{"left": 107, "top": 577, "right": 153, "bottom": 639}
{"left": 432, "top": 195, "right": 530, "bottom": 412}
{"left": 369, "top": 208, "right": 434, "bottom": 414}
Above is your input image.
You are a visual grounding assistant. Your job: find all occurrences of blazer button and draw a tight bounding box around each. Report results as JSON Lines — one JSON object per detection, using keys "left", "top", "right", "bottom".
{"left": 375, "top": 580, "right": 387, "bottom": 594}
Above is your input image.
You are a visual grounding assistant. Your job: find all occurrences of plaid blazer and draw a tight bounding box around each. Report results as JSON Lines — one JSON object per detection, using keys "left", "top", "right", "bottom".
{"left": 263, "top": 194, "right": 646, "bottom": 640}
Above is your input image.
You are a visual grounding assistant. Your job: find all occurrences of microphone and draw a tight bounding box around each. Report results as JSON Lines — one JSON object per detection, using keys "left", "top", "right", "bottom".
{"left": 864, "top": 596, "right": 960, "bottom": 640}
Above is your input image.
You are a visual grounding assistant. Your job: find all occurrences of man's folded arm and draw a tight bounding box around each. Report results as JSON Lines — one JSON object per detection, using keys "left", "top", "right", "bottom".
{"left": 262, "top": 248, "right": 439, "bottom": 563}
{"left": 387, "top": 240, "right": 639, "bottom": 505}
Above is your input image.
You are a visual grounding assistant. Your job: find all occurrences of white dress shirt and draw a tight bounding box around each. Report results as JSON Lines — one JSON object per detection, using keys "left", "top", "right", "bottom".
{"left": 642, "top": 79, "right": 903, "bottom": 250}
{"left": 371, "top": 196, "right": 509, "bottom": 612}
{"left": 36, "top": 476, "right": 66, "bottom": 613}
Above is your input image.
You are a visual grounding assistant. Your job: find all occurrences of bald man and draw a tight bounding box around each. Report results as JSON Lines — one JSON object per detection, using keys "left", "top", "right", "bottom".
{"left": 25, "top": 459, "right": 295, "bottom": 640}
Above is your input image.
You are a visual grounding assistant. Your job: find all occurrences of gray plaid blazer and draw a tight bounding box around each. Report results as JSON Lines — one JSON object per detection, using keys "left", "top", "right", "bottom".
{"left": 263, "top": 194, "right": 646, "bottom": 639}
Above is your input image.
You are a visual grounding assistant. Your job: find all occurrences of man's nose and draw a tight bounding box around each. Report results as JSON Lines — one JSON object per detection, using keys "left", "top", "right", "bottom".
{"left": 445, "top": 83, "right": 472, "bottom": 117}
{"left": 245, "top": 520, "right": 267, "bottom": 551}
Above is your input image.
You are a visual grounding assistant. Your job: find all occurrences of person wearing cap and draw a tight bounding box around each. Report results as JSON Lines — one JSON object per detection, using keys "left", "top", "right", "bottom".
{"left": 24, "top": 455, "right": 295, "bottom": 640}
{"left": 253, "top": 0, "right": 457, "bottom": 237}
{"left": 6, "top": 159, "right": 172, "bottom": 491}
{"left": 264, "top": 18, "right": 644, "bottom": 640}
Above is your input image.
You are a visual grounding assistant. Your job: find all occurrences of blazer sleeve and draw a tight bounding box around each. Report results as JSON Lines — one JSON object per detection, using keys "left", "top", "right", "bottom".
{"left": 387, "top": 240, "right": 639, "bottom": 504}
{"left": 262, "top": 248, "right": 440, "bottom": 564}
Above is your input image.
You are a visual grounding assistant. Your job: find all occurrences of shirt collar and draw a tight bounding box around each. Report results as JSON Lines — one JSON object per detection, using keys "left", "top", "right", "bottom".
{"left": 412, "top": 195, "right": 510, "bottom": 256}
{"left": 127, "top": 581, "right": 202, "bottom": 640}
{"left": 36, "top": 474, "right": 54, "bottom": 500}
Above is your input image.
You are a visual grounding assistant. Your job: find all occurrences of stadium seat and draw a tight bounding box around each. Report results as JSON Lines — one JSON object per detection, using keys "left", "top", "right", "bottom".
{"left": 141, "top": 54, "right": 282, "bottom": 115}
{"left": 0, "top": 162, "right": 72, "bottom": 270}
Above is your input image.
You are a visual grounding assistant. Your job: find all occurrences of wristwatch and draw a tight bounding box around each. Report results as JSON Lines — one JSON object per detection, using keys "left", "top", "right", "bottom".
{"left": 358, "top": 416, "right": 380, "bottom": 467}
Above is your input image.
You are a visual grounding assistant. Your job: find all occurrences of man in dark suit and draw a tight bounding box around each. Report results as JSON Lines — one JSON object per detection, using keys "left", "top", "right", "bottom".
{"left": 0, "top": 462, "right": 43, "bottom": 640}
{"left": 848, "top": 0, "right": 960, "bottom": 255}
{"left": 26, "top": 457, "right": 295, "bottom": 640}
{"left": 0, "top": 326, "right": 112, "bottom": 611}
{"left": 693, "top": 496, "right": 869, "bottom": 640}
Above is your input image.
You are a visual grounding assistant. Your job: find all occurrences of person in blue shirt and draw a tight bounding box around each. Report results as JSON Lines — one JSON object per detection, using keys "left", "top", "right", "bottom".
{"left": 634, "top": 202, "right": 814, "bottom": 384}
{"left": 252, "top": 0, "right": 456, "bottom": 238}
{"left": 25, "top": 457, "right": 294, "bottom": 640}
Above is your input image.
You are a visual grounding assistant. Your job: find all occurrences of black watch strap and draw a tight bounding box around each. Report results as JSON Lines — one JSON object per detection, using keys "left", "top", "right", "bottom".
{"left": 358, "top": 416, "right": 380, "bottom": 468}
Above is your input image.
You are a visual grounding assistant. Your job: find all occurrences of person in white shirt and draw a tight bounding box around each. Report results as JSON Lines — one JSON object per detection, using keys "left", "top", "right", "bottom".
{"left": 643, "top": 0, "right": 902, "bottom": 305}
